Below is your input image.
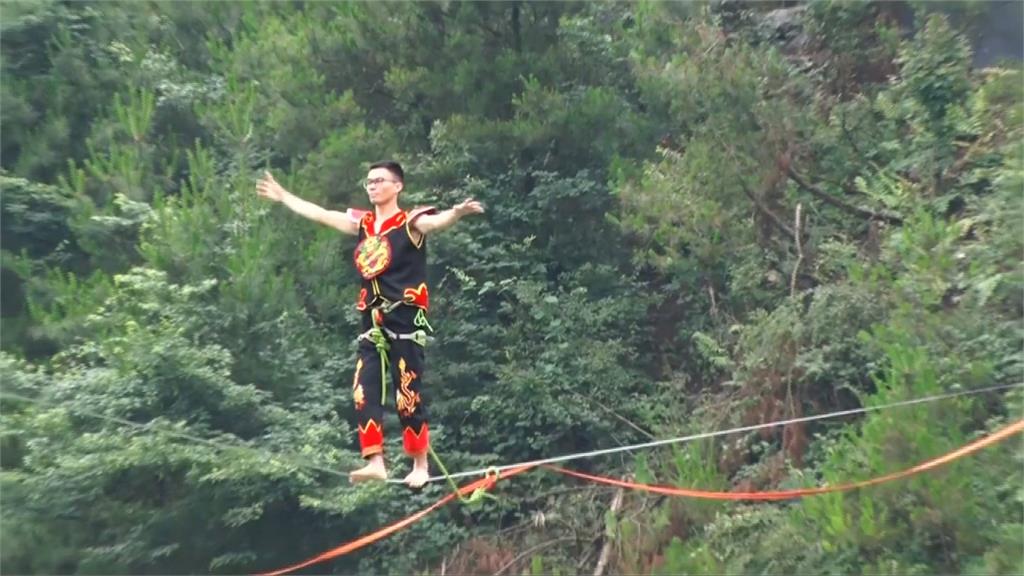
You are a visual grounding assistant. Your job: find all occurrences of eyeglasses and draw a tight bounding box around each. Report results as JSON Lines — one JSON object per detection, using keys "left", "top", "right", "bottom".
{"left": 364, "top": 178, "right": 399, "bottom": 189}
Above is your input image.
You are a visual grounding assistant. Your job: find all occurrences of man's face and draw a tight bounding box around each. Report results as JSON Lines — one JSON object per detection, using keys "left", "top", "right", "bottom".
{"left": 364, "top": 167, "right": 403, "bottom": 206}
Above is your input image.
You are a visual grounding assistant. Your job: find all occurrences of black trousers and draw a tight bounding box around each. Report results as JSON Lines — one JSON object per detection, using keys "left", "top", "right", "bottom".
{"left": 353, "top": 304, "right": 430, "bottom": 457}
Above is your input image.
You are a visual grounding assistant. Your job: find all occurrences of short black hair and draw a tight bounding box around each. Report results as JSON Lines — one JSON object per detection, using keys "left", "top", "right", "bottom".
{"left": 368, "top": 161, "right": 404, "bottom": 183}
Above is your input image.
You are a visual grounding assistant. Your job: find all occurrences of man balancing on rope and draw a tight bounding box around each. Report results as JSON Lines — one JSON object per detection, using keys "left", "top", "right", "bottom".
{"left": 256, "top": 162, "right": 484, "bottom": 488}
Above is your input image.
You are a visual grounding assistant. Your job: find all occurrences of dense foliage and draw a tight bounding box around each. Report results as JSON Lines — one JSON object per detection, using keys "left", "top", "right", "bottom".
{"left": 2, "top": 1, "right": 1020, "bottom": 574}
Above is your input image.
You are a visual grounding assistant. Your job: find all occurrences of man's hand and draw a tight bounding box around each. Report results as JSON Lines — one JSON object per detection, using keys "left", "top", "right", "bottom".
{"left": 255, "top": 171, "right": 358, "bottom": 235}
{"left": 453, "top": 198, "right": 485, "bottom": 217}
{"left": 412, "top": 198, "right": 485, "bottom": 236}
{"left": 256, "top": 171, "right": 286, "bottom": 202}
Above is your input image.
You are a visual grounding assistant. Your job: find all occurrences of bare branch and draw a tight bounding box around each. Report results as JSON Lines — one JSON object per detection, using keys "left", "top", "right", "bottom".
{"left": 787, "top": 167, "right": 903, "bottom": 225}
{"left": 587, "top": 397, "right": 657, "bottom": 440}
{"left": 736, "top": 176, "right": 796, "bottom": 240}
{"left": 593, "top": 486, "right": 626, "bottom": 576}
{"left": 714, "top": 134, "right": 796, "bottom": 241}
{"left": 791, "top": 203, "right": 803, "bottom": 297}
{"left": 492, "top": 537, "right": 576, "bottom": 576}
{"left": 707, "top": 282, "right": 719, "bottom": 318}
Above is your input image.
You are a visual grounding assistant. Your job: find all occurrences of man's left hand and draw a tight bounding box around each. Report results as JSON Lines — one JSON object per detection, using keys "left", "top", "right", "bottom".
{"left": 453, "top": 198, "right": 485, "bottom": 217}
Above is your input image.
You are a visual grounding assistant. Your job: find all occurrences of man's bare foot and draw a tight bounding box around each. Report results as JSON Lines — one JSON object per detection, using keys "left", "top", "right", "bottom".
{"left": 350, "top": 455, "right": 387, "bottom": 483}
{"left": 405, "top": 454, "right": 429, "bottom": 488}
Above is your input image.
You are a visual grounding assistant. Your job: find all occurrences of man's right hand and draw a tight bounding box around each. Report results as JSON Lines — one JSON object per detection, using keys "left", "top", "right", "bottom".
{"left": 256, "top": 171, "right": 286, "bottom": 202}
{"left": 255, "top": 170, "right": 359, "bottom": 235}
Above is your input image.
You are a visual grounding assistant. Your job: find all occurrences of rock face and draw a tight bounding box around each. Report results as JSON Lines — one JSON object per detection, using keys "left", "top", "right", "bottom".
{"left": 968, "top": 0, "right": 1023, "bottom": 67}
{"left": 760, "top": 5, "right": 810, "bottom": 53}
{"left": 756, "top": 1, "right": 1022, "bottom": 68}
{"left": 761, "top": 5, "right": 805, "bottom": 40}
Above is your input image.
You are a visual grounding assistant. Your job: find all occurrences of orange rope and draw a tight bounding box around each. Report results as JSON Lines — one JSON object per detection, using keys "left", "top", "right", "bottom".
{"left": 546, "top": 419, "right": 1024, "bottom": 501}
{"left": 255, "top": 464, "right": 535, "bottom": 576}
{"left": 257, "top": 420, "right": 1022, "bottom": 575}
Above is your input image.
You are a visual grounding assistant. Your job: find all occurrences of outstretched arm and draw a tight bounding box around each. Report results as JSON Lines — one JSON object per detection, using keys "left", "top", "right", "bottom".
{"left": 256, "top": 171, "right": 358, "bottom": 236}
{"left": 412, "top": 198, "right": 485, "bottom": 235}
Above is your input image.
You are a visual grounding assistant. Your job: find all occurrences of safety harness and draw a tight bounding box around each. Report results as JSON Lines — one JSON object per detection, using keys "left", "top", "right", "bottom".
{"left": 356, "top": 299, "right": 433, "bottom": 406}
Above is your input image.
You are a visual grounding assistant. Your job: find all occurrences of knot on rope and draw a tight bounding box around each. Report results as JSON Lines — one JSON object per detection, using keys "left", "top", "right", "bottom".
{"left": 429, "top": 446, "right": 499, "bottom": 506}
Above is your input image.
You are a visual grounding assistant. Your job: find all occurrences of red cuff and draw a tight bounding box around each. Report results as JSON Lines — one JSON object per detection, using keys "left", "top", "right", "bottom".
{"left": 403, "top": 423, "right": 430, "bottom": 456}
{"left": 359, "top": 420, "right": 384, "bottom": 457}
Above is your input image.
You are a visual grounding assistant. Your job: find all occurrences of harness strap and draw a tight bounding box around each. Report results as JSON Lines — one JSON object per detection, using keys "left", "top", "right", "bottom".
{"left": 355, "top": 301, "right": 430, "bottom": 406}
{"left": 357, "top": 328, "right": 429, "bottom": 347}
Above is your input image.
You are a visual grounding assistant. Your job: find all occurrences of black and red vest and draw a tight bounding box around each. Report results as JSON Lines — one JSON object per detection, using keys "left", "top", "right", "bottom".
{"left": 350, "top": 207, "right": 436, "bottom": 312}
